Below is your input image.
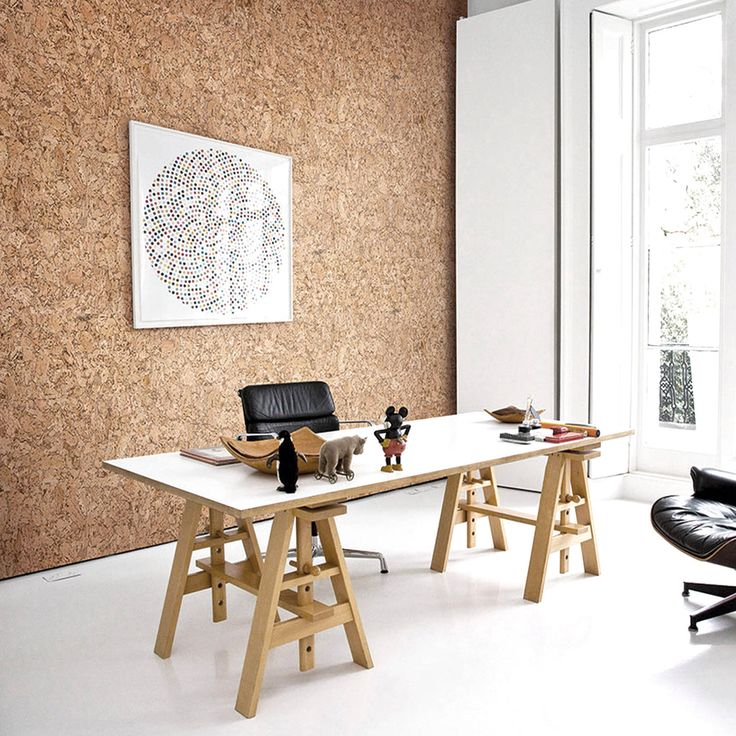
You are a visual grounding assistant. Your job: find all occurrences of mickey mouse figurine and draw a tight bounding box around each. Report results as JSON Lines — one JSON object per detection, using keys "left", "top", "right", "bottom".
{"left": 374, "top": 406, "right": 411, "bottom": 473}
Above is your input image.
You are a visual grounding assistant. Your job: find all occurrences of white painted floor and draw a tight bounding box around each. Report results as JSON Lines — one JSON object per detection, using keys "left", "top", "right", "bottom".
{"left": 2, "top": 483, "right": 736, "bottom": 735}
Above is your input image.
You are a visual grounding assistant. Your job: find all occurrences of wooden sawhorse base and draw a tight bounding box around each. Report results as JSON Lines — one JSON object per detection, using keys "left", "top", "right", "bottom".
{"left": 430, "top": 448, "right": 601, "bottom": 602}
{"left": 153, "top": 502, "right": 373, "bottom": 718}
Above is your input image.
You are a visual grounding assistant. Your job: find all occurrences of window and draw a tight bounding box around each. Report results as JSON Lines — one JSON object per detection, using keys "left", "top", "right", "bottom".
{"left": 645, "top": 13, "right": 722, "bottom": 128}
{"left": 635, "top": 4, "right": 724, "bottom": 474}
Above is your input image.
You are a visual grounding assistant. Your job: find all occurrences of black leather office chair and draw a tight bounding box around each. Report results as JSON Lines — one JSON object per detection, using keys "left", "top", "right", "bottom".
{"left": 651, "top": 466, "right": 736, "bottom": 631}
{"left": 238, "top": 381, "right": 388, "bottom": 573}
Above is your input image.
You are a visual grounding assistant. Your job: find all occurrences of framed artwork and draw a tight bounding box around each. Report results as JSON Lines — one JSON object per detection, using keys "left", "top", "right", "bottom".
{"left": 129, "top": 121, "right": 292, "bottom": 328}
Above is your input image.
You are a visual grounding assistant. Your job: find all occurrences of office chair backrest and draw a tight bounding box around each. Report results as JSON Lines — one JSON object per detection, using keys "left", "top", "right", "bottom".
{"left": 238, "top": 381, "right": 340, "bottom": 437}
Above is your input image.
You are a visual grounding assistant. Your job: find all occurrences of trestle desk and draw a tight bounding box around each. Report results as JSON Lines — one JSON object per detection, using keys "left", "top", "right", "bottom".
{"left": 103, "top": 412, "right": 632, "bottom": 718}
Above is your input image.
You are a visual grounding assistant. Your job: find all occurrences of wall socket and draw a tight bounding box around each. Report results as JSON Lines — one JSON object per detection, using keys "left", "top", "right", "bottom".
{"left": 42, "top": 570, "right": 81, "bottom": 582}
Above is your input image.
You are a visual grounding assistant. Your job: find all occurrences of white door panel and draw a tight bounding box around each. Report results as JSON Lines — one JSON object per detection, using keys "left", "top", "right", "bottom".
{"left": 456, "top": 0, "right": 557, "bottom": 490}
{"left": 589, "top": 10, "right": 633, "bottom": 478}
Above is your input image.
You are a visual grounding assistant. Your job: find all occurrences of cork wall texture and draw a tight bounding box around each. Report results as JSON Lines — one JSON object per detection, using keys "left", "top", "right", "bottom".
{"left": 0, "top": 0, "right": 462, "bottom": 578}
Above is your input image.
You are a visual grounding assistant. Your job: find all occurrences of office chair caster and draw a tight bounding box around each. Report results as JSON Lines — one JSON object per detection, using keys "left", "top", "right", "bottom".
{"left": 689, "top": 621, "right": 698, "bottom": 632}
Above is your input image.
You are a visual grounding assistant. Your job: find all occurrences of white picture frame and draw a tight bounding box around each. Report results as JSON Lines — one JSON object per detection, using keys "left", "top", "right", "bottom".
{"left": 129, "top": 121, "right": 292, "bottom": 328}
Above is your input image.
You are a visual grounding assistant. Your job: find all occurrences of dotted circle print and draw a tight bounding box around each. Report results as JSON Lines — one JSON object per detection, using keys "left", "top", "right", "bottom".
{"left": 143, "top": 148, "right": 286, "bottom": 315}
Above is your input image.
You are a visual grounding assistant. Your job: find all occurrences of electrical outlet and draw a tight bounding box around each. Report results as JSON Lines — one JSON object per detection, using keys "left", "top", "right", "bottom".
{"left": 42, "top": 570, "right": 81, "bottom": 582}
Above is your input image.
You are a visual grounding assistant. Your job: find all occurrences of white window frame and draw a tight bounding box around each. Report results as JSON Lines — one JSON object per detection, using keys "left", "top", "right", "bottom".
{"left": 632, "top": 1, "right": 726, "bottom": 475}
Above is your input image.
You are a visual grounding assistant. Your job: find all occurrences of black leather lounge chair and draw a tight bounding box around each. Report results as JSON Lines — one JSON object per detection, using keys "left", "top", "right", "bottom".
{"left": 651, "top": 467, "right": 736, "bottom": 632}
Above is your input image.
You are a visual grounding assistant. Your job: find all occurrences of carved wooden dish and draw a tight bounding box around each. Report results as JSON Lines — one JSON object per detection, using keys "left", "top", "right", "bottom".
{"left": 220, "top": 426, "right": 325, "bottom": 475}
{"left": 485, "top": 406, "right": 546, "bottom": 424}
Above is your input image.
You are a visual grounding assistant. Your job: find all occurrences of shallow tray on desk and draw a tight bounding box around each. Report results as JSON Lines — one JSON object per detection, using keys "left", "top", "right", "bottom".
{"left": 220, "top": 426, "right": 325, "bottom": 475}
{"left": 485, "top": 406, "right": 545, "bottom": 424}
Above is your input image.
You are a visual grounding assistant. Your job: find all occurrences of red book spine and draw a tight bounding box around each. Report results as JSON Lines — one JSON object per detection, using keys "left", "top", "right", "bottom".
{"left": 543, "top": 432, "right": 586, "bottom": 444}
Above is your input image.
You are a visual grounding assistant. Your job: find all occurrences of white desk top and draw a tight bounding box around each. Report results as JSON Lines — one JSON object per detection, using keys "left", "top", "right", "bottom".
{"left": 103, "top": 412, "right": 633, "bottom": 517}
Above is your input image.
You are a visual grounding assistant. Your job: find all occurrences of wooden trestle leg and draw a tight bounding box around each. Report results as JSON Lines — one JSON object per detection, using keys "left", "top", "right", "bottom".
{"left": 430, "top": 451, "right": 600, "bottom": 603}
{"left": 154, "top": 500, "right": 202, "bottom": 658}
{"left": 431, "top": 468, "right": 507, "bottom": 572}
{"left": 430, "top": 473, "right": 464, "bottom": 572}
{"left": 234, "top": 503, "right": 372, "bottom": 719}
{"left": 156, "top": 504, "right": 280, "bottom": 660}
{"left": 296, "top": 516, "right": 315, "bottom": 671}
{"left": 559, "top": 463, "right": 571, "bottom": 574}
{"left": 239, "top": 517, "right": 264, "bottom": 574}
{"left": 523, "top": 449, "right": 600, "bottom": 603}
{"left": 480, "top": 467, "right": 507, "bottom": 551}
{"left": 570, "top": 456, "right": 600, "bottom": 575}
{"left": 235, "top": 510, "right": 295, "bottom": 719}
{"left": 209, "top": 509, "right": 227, "bottom": 622}
{"left": 239, "top": 517, "right": 280, "bottom": 623}
{"left": 316, "top": 515, "right": 373, "bottom": 669}
{"left": 524, "top": 455, "right": 566, "bottom": 603}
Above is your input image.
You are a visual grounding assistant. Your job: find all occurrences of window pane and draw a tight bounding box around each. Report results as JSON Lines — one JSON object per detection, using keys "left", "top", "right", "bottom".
{"left": 641, "top": 346, "right": 718, "bottom": 450}
{"left": 647, "top": 246, "right": 720, "bottom": 348}
{"left": 646, "top": 138, "right": 721, "bottom": 251}
{"left": 646, "top": 14, "right": 722, "bottom": 128}
{"left": 643, "top": 136, "right": 721, "bottom": 447}
{"left": 645, "top": 139, "right": 721, "bottom": 349}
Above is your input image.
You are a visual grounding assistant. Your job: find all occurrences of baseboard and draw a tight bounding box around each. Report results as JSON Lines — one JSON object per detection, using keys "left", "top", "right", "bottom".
{"left": 500, "top": 474, "right": 626, "bottom": 500}
{"left": 588, "top": 474, "right": 626, "bottom": 500}
{"left": 466, "top": 471, "right": 685, "bottom": 504}
{"left": 502, "top": 472, "right": 690, "bottom": 504}
{"left": 619, "top": 471, "right": 691, "bottom": 503}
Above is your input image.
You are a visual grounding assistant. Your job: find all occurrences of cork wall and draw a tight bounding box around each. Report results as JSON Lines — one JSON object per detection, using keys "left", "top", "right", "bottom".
{"left": 0, "top": 0, "right": 462, "bottom": 578}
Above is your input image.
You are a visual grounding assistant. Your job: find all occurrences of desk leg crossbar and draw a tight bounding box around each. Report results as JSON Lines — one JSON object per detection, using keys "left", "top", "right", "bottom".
{"left": 153, "top": 501, "right": 372, "bottom": 718}
{"left": 431, "top": 449, "right": 601, "bottom": 602}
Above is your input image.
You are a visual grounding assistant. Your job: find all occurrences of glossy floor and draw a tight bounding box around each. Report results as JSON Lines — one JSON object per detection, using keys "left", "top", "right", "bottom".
{"left": 2, "top": 483, "right": 735, "bottom": 735}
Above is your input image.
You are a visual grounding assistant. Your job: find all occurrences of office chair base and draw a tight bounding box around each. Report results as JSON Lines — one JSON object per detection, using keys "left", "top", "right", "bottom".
{"left": 682, "top": 582, "right": 736, "bottom": 632}
{"left": 341, "top": 547, "right": 389, "bottom": 574}
{"left": 287, "top": 537, "right": 388, "bottom": 574}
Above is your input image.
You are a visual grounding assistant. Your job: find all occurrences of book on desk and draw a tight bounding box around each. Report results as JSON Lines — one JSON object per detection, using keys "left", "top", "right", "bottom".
{"left": 180, "top": 446, "right": 238, "bottom": 466}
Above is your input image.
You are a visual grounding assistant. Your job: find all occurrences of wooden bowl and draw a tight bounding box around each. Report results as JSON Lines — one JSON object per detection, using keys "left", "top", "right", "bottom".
{"left": 485, "top": 406, "right": 545, "bottom": 424}
{"left": 220, "top": 426, "right": 325, "bottom": 475}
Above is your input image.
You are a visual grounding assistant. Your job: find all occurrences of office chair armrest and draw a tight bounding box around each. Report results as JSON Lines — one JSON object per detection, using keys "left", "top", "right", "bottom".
{"left": 236, "top": 432, "right": 278, "bottom": 441}
{"left": 338, "top": 419, "right": 376, "bottom": 427}
{"left": 691, "top": 466, "right": 736, "bottom": 504}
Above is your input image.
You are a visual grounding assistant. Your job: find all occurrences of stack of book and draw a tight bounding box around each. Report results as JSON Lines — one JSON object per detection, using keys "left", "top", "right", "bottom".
{"left": 180, "top": 446, "right": 238, "bottom": 466}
